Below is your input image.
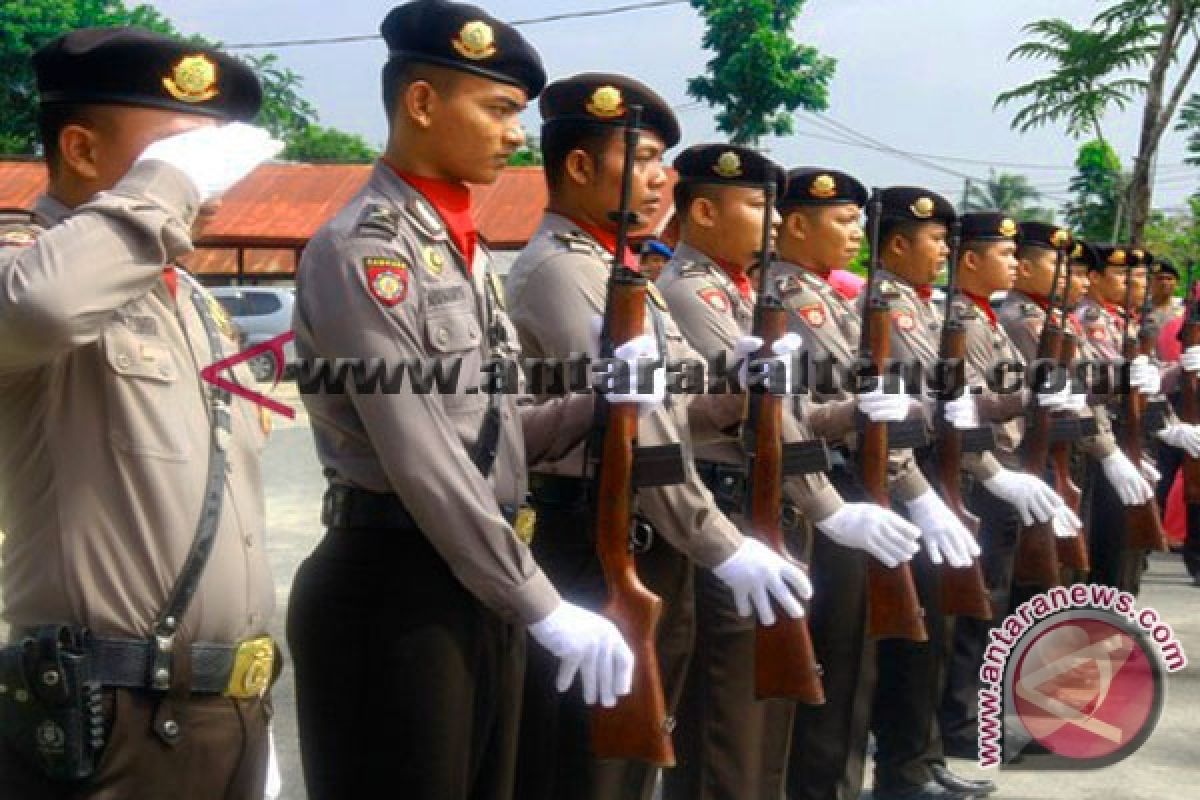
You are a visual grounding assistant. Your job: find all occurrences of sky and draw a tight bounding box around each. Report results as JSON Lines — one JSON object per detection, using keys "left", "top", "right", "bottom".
{"left": 151, "top": 0, "right": 1200, "bottom": 216}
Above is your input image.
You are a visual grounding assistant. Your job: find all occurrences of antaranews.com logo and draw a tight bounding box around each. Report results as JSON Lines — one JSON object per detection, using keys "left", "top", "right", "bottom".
{"left": 977, "top": 583, "right": 1186, "bottom": 770}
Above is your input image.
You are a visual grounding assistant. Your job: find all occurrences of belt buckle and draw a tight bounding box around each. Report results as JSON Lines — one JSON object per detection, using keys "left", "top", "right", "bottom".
{"left": 513, "top": 507, "right": 537, "bottom": 546}
{"left": 224, "top": 636, "right": 274, "bottom": 699}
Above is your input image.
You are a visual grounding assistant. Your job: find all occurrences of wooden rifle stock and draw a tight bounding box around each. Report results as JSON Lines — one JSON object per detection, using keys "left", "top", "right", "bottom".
{"left": 589, "top": 275, "right": 674, "bottom": 767}
{"left": 1051, "top": 333, "right": 1089, "bottom": 572}
{"left": 747, "top": 306, "right": 824, "bottom": 703}
{"left": 1013, "top": 314, "right": 1064, "bottom": 589}
{"left": 935, "top": 226, "right": 992, "bottom": 620}
{"left": 744, "top": 181, "right": 824, "bottom": 703}
{"left": 1119, "top": 275, "right": 1169, "bottom": 553}
{"left": 589, "top": 105, "right": 674, "bottom": 766}
{"left": 1180, "top": 261, "right": 1200, "bottom": 502}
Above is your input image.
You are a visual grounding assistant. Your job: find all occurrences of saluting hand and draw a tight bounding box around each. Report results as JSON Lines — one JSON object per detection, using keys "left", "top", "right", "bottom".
{"left": 712, "top": 538, "right": 813, "bottom": 627}
{"left": 528, "top": 602, "right": 635, "bottom": 708}
{"left": 137, "top": 122, "right": 284, "bottom": 203}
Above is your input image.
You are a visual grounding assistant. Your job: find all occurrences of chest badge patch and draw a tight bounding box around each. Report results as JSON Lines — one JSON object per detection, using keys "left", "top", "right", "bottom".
{"left": 422, "top": 246, "right": 446, "bottom": 278}
{"left": 698, "top": 286, "right": 730, "bottom": 314}
{"left": 799, "top": 304, "right": 826, "bottom": 327}
{"left": 893, "top": 310, "right": 915, "bottom": 331}
{"left": 1089, "top": 327, "right": 1107, "bottom": 342}
{"left": 363, "top": 257, "right": 410, "bottom": 307}
{"left": 646, "top": 281, "right": 668, "bottom": 311}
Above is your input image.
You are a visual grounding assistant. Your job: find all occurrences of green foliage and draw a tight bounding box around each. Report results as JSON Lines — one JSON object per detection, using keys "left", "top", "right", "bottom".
{"left": 0, "top": 0, "right": 178, "bottom": 154}
{"left": 245, "top": 52, "right": 317, "bottom": 142}
{"left": 506, "top": 132, "right": 542, "bottom": 166}
{"left": 280, "top": 124, "right": 377, "bottom": 163}
{"left": 687, "top": 0, "right": 835, "bottom": 145}
{"left": 1063, "top": 139, "right": 1128, "bottom": 241}
{"left": 964, "top": 170, "right": 1053, "bottom": 221}
{"left": 1143, "top": 196, "right": 1200, "bottom": 267}
{"left": 1175, "top": 92, "right": 1200, "bottom": 166}
{"left": 994, "top": 17, "right": 1154, "bottom": 140}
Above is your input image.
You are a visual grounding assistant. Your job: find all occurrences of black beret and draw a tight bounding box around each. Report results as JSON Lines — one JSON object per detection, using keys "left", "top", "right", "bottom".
{"left": 959, "top": 211, "right": 1018, "bottom": 243}
{"left": 1090, "top": 244, "right": 1135, "bottom": 270}
{"left": 1070, "top": 240, "right": 1103, "bottom": 270}
{"left": 539, "top": 73, "right": 681, "bottom": 148}
{"left": 1018, "top": 221, "right": 1073, "bottom": 252}
{"left": 871, "top": 186, "right": 957, "bottom": 226}
{"left": 1128, "top": 247, "right": 1150, "bottom": 267}
{"left": 778, "top": 167, "right": 868, "bottom": 209}
{"left": 34, "top": 27, "right": 261, "bottom": 122}
{"left": 1154, "top": 257, "right": 1179, "bottom": 279}
{"left": 381, "top": 0, "right": 546, "bottom": 97}
{"left": 672, "top": 144, "right": 786, "bottom": 198}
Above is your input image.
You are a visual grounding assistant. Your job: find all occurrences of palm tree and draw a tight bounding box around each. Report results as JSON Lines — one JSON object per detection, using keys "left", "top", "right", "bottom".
{"left": 964, "top": 171, "right": 1052, "bottom": 221}
{"left": 994, "top": 18, "right": 1152, "bottom": 144}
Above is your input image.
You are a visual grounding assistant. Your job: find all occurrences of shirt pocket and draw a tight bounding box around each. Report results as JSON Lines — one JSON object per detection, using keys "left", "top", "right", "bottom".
{"left": 102, "top": 327, "right": 192, "bottom": 461}
{"left": 425, "top": 311, "right": 485, "bottom": 413}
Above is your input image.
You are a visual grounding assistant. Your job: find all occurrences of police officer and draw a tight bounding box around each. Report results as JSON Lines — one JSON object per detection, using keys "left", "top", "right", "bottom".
{"left": 286, "top": 5, "right": 642, "bottom": 799}
{"left": 506, "top": 75, "right": 814, "bottom": 800}
{"left": 768, "top": 168, "right": 980, "bottom": 800}
{"left": 1074, "top": 244, "right": 1200, "bottom": 591}
{"left": 655, "top": 147, "right": 923, "bottom": 800}
{"left": 0, "top": 27, "right": 283, "bottom": 799}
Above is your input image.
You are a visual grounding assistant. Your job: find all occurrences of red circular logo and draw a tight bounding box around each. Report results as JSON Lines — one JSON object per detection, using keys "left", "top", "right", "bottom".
{"left": 1011, "top": 615, "right": 1162, "bottom": 763}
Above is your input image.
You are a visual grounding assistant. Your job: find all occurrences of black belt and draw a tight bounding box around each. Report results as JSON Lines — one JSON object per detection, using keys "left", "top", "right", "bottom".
{"left": 528, "top": 473, "right": 589, "bottom": 510}
{"left": 90, "top": 637, "right": 240, "bottom": 694}
{"left": 322, "top": 484, "right": 522, "bottom": 529}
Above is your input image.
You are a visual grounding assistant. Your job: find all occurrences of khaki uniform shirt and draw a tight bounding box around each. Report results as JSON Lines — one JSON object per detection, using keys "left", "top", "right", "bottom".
{"left": 655, "top": 243, "right": 842, "bottom": 521}
{"left": 0, "top": 162, "right": 272, "bottom": 644}
{"left": 294, "top": 163, "right": 590, "bottom": 625}
{"left": 765, "top": 260, "right": 930, "bottom": 503}
{"left": 956, "top": 293, "right": 1026, "bottom": 463}
{"left": 507, "top": 214, "right": 743, "bottom": 568}
{"left": 998, "top": 291, "right": 1116, "bottom": 460}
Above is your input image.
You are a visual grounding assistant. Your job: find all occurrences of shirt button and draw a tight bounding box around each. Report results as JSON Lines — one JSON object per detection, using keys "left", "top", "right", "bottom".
{"left": 436, "top": 328, "right": 449, "bottom": 346}
{"left": 115, "top": 354, "right": 131, "bottom": 369}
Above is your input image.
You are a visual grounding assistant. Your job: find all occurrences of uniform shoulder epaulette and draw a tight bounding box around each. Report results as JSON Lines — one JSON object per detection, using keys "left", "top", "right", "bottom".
{"left": 1082, "top": 306, "right": 1101, "bottom": 322}
{"left": 1020, "top": 302, "right": 1039, "bottom": 317}
{"left": 677, "top": 260, "right": 710, "bottom": 279}
{"left": 354, "top": 203, "right": 401, "bottom": 241}
{"left": 877, "top": 279, "right": 902, "bottom": 299}
{"left": 553, "top": 230, "right": 606, "bottom": 257}
{"left": 405, "top": 196, "right": 446, "bottom": 240}
{"left": 0, "top": 208, "right": 40, "bottom": 248}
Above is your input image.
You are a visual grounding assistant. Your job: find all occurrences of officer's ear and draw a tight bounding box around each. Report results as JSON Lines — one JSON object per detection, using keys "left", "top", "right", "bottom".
{"left": 563, "top": 147, "right": 597, "bottom": 188}
{"left": 1015, "top": 257, "right": 1035, "bottom": 281}
{"left": 960, "top": 247, "right": 980, "bottom": 274}
{"left": 687, "top": 194, "right": 718, "bottom": 230}
{"left": 403, "top": 80, "right": 438, "bottom": 129}
{"left": 784, "top": 209, "right": 808, "bottom": 240}
{"left": 56, "top": 122, "right": 103, "bottom": 182}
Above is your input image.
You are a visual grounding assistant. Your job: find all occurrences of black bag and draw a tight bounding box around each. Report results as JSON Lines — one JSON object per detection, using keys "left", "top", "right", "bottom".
{"left": 0, "top": 625, "right": 106, "bottom": 781}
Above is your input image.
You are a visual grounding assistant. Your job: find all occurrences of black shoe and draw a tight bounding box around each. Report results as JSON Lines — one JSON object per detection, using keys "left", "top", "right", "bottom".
{"left": 871, "top": 781, "right": 976, "bottom": 800}
{"left": 930, "top": 763, "right": 997, "bottom": 796}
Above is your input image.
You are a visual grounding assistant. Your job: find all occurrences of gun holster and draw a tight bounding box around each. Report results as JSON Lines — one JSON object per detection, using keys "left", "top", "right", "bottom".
{"left": 0, "top": 625, "right": 106, "bottom": 782}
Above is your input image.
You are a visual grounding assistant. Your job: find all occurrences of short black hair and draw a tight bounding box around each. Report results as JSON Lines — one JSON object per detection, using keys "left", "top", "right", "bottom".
{"left": 673, "top": 181, "right": 723, "bottom": 224}
{"left": 877, "top": 218, "right": 922, "bottom": 253}
{"left": 541, "top": 120, "right": 616, "bottom": 193}
{"left": 36, "top": 103, "right": 104, "bottom": 175}
{"left": 381, "top": 59, "right": 462, "bottom": 122}
{"left": 1017, "top": 243, "right": 1057, "bottom": 263}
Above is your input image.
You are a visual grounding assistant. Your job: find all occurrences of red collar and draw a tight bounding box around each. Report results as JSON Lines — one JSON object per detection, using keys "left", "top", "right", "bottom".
{"left": 566, "top": 216, "right": 639, "bottom": 269}
{"left": 1102, "top": 300, "right": 1125, "bottom": 318}
{"left": 390, "top": 164, "right": 478, "bottom": 273}
{"left": 963, "top": 290, "right": 997, "bottom": 326}
{"left": 915, "top": 284, "right": 934, "bottom": 302}
{"left": 162, "top": 267, "right": 177, "bottom": 299}
{"left": 714, "top": 256, "right": 753, "bottom": 302}
{"left": 1026, "top": 292, "right": 1053, "bottom": 312}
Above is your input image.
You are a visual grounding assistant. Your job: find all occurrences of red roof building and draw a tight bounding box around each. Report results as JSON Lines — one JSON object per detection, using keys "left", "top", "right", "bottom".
{"left": 0, "top": 160, "right": 676, "bottom": 279}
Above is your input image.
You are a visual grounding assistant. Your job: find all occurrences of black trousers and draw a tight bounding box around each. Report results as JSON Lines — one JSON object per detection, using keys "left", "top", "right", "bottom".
{"left": 513, "top": 502, "right": 694, "bottom": 800}
{"left": 938, "top": 483, "right": 1020, "bottom": 753}
{"left": 288, "top": 526, "right": 524, "bottom": 800}
{"left": 1086, "top": 458, "right": 1146, "bottom": 593}
{"left": 786, "top": 467, "right": 878, "bottom": 800}
{"left": 1155, "top": 440, "right": 1200, "bottom": 578}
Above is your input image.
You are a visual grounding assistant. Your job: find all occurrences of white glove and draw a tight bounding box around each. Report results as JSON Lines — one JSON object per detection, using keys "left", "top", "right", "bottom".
{"left": 528, "top": 602, "right": 635, "bottom": 708}
{"left": 1036, "top": 380, "right": 1088, "bottom": 414}
{"left": 814, "top": 502, "right": 921, "bottom": 567}
{"left": 904, "top": 490, "right": 981, "bottom": 568}
{"left": 264, "top": 725, "right": 282, "bottom": 799}
{"left": 712, "top": 538, "right": 813, "bottom": 626}
{"left": 734, "top": 332, "right": 803, "bottom": 393}
{"left": 1129, "top": 355, "right": 1162, "bottom": 396}
{"left": 1052, "top": 504, "right": 1080, "bottom": 540}
{"left": 858, "top": 376, "right": 912, "bottom": 422}
{"left": 982, "top": 468, "right": 1063, "bottom": 526}
{"left": 1100, "top": 450, "right": 1154, "bottom": 505}
{"left": 943, "top": 394, "right": 980, "bottom": 430}
{"left": 1181, "top": 345, "right": 1200, "bottom": 374}
{"left": 137, "top": 122, "right": 283, "bottom": 203}
{"left": 1156, "top": 423, "right": 1200, "bottom": 458}
{"left": 1140, "top": 460, "right": 1161, "bottom": 485}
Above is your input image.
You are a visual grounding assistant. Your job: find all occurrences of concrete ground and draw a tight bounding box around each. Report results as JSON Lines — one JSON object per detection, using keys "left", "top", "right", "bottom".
{"left": 6, "top": 379, "right": 1199, "bottom": 797}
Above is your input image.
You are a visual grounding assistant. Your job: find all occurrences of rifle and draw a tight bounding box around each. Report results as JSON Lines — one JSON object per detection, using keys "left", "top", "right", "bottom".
{"left": 1179, "top": 261, "right": 1200, "bottom": 503}
{"left": 858, "top": 190, "right": 928, "bottom": 642}
{"left": 934, "top": 221, "right": 992, "bottom": 620}
{"left": 588, "top": 105, "right": 674, "bottom": 766}
{"left": 1118, "top": 262, "right": 1169, "bottom": 552}
{"left": 1047, "top": 249, "right": 1089, "bottom": 572}
{"left": 1012, "top": 247, "right": 1065, "bottom": 588}
{"left": 742, "top": 178, "right": 824, "bottom": 705}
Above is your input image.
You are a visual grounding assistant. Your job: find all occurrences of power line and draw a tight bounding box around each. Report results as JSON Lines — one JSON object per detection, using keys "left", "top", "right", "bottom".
{"left": 223, "top": 0, "right": 689, "bottom": 50}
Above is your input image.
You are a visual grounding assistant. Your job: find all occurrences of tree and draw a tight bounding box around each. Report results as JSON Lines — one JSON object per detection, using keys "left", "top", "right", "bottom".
{"left": 1143, "top": 197, "right": 1200, "bottom": 268}
{"left": 1174, "top": 92, "right": 1200, "bottom": 166}
{"left": 964, "top": 170, "right": 1053, "bottom": 221}
{"left": 506, "top": 131, "right": 542, "bottom": 166}
{"left": 245, "top": 52, "right": 317, "bottom": 143}
{"left": 280, "top": 124, "right": 377, "bottom": 163}
{"left": 997, "top": 1, "right": 1200, "bottom": 244}
{"left": 687, "top": 0, "right": 835, "bottom": 145}
{"left": 1064, "top": 139, "right": 1129, "bottom": 242}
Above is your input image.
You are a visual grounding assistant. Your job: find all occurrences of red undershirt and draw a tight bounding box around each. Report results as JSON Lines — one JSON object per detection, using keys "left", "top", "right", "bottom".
{"left": 714, "top": 257, "right": 753, "bottom": 303}
{"left": 162, "top": 267, "right": 177, "bottom": 299}
{"left": 916, "top": 285, "right": 934, "bottom": 302}
{"left": 390, "top": 165, "right": 478, "bottom": 274}
{"left": 565, "top": 216, "right": 640, "bottom": 269}
{"left": 963, "top": 290, "right": 998, "bottom": 327}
